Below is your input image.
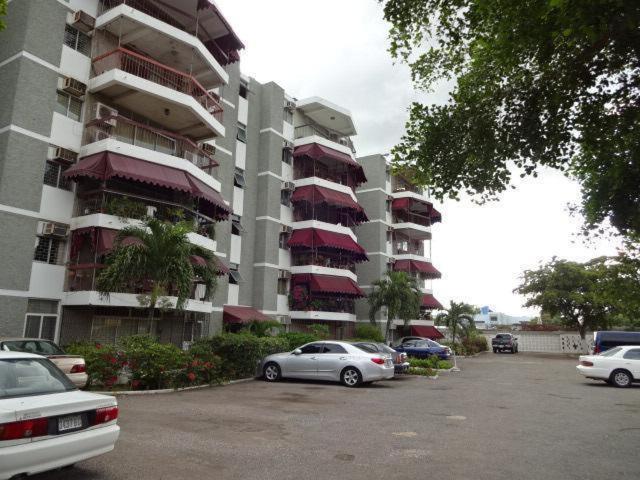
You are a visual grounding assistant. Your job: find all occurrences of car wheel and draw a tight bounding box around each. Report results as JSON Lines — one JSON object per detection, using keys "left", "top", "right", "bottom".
{"left": 610, "top": 369, "right": 632, "bottom": 388}
{"left": 263, "top": 362, "right": 281, "bottom": 382}
{"left": 493, "top": 348, "right": 497, "bottom": 353}
{"left": 341, "top": 367, "right": 362, "bottom": 388}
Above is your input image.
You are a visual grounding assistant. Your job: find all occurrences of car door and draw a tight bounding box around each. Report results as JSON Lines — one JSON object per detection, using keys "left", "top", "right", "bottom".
{"left": 282, "top": 343, "right": 323, "bottom": 379}
{"left": 622, "top": 348, "right": 640, "bottom": 378}
{"left": 316, "top": 343, "right": 350, "bottom": 381}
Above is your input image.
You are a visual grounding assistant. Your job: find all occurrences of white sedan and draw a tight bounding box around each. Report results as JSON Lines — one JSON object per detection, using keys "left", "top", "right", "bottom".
{"left": 260, "top": 341, "right": 395, "bottom": 387}
{"left": 576, "top": 346, "right": 640, "bottom": 388}
{"left": 0, "top": 352, "right": 120, "bottom": 479}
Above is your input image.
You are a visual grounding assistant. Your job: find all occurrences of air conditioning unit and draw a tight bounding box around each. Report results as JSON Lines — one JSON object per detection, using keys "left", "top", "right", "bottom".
{"left": 338, "top": 138, "right": 350, "bottom": 147}
{"left": 51, "top": 146, "right": 78, "bottom": 164}
{"left": 60, "top": 76, "right": 86, "bottom": 97}
{"left": 278, "top": 270, "right": 291, "bottom": 280}
{"left": 284, "top": 100, "right": 296, "bottom": 111}
{"left": 282, "top": 181, "right": 295, "bottom": 191}
{"left": 92, "top": 102, "right": 118, "bottom": 126}
{"left": 201, "top": 143, "right": 216, "bottom": 156}
{"left": 72, "top": 10, "right": 96, "bottom": 33}
{"left": 283, "top": 140, "right": 294, "bottom": 150}
{"left": 279, "top": 316, "right": 291, "bottom": 325}
{"left": 280, "top": 225, "right": 293, "bottom": 234}
{"left": 42, "top": 222, "right": 69, "bottom": 238}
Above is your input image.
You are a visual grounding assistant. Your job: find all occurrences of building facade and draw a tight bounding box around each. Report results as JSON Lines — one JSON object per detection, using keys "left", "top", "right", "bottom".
{"left": 354, "top": 154, "right": 443, "bottom": 340}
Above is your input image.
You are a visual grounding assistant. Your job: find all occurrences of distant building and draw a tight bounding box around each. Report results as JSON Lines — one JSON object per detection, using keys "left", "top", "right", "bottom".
{"left": 474, "top": 307, "right": 533, "bottom": 329}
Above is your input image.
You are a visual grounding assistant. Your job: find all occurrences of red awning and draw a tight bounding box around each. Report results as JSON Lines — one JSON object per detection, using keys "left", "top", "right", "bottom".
{"left": 223, "top": 305, "right": 272, "bottom": 324}
{"left": 410, "top": 325, "right": 444, "bottom": 340}
{"left": 293, "top": 143, "right": 367, "bottom": 185}
{"left": 421, "top": 294, "right": 443, "bottom": 310}
{"left": 291, "top": 273, "right": 365, "bottom": 298}
{"left": 393, "top": 259, "right": 442, "bottom": 279}
{"left": 64, "top": 152, "right": 229, "bottom": 221}
{"left": 392, "top": 197, "right": 431, "bottom": 214}
{"left": 287, "top": 228, "right": 368, "bottom": 261}
{"left": 70, "top": 227, "right": 119, "bottom": 258}
{"left": 291, "top": 185, "right": 368, "bottom": 222}
{"left": 430, "top": 207, "right": 442, "bottom": 224}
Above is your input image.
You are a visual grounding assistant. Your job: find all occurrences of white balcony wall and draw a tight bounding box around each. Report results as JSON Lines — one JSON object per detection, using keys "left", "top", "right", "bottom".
{"left": 39, "top": 186, "right": 75, "bottom": 224}
{"left": 50, "top": 113, "right": 83, "bottom": 151}
{"left": 233, "top": 187, "right": 244, "bottom": 216}
{"left": 283, "top": 122, "right": 294, "bottom": 141}
{"left": 281, "top": 162, "right": 293, "bottom": 181}
{"left": 278, "top": 248, "right": 291, "bottom": 269}
{"left": 59, "top": 45, "right": 91, "bottom": 82}
{"left": 230, "top": 234, "right": 242, "bottom": 265}
{"left": 237, "top": 97, "right": 248, "bottom": 125}
{"left": 29, "top": 263, "right": 66, "bottom": 299}
{"left": 277, "top": 294, "right": 289, "bottom": 314}
{"left": 227, "top": 283, "right": 239, "bottom": 305}
{"left": 280, "top": 204, "right": 292, "bottom": 224}
{"left": 235, "top": 141, "right": 246, "bottom": 170}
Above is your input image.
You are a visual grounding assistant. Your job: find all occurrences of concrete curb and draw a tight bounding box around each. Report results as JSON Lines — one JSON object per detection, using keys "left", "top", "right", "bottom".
{"left": 92, "top": 377, "right": 256, "bottom": 396}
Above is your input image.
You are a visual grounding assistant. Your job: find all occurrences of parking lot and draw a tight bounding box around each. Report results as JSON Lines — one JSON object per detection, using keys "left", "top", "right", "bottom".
{"left": 35, "top": 353, "right": 639, "bottom": 480}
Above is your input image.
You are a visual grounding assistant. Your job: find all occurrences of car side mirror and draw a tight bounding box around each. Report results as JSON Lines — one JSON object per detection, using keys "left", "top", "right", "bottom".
{"left": 293, "top": 349, "right": 302, "bottom": 355}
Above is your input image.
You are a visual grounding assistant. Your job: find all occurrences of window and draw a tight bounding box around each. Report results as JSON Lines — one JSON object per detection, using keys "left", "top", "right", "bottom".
{"left": 233, "top": 168, "right": 246, "bottom": 188}
{"left": 280, "top": 189, "right": 291, "bottom": 207}
{"left": 386, "top": 199, "right": 392, "bottom": 213}
{"left": 34, "top": 236, "right": 63, "bottom": 264}
{"left": 623, "top": 349, "right": 640, "bottom": 360}
{"left": 283, "top": 108, "right": 293, "bottom": 124}
{"left": 228, "top": 269, "right": 243, "bottom": 285}
{"left": 239, "top": 82, "right": 248, "bottom": 99}
{"left": 63, "top": 24, "right": 91, "bottom": 56}
{"left": 282, "top": 148, "right": 293, "bottom": 164}
{"left": 322, "top": 343, "right": 347, "bottom": 354}
{"left": 3, "top": 340, "right": 64, "bottom": 355}
{"left": 236, "top": 123, "right": 247, "bottom": 143}
{"left": 55, "top": 91, "right": 83, "bottom": 121}
{"left": 0, "top": 358, "right": 75, "bottom": 400}
{"left": 279, "top": 232, "right": 290, "bottom": 249}
{"left": 231, "top": 215, "right": 243, "bottom": 235}
{"left": 300, "top": 343, "right": 323, "bottom": 354}
{"left": 23, "top": 299, "right": 59, "bottom": 341}
{"left": 43, "top": 161, "right": 72, "bottom": 191}
{"left": 277, "top": 278, "right": 288, "bottom": 295}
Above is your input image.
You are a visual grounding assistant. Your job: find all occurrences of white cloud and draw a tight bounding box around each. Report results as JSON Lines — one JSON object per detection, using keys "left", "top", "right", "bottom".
{"left": 217, "top": 0, "right": 620, "bottom": 316}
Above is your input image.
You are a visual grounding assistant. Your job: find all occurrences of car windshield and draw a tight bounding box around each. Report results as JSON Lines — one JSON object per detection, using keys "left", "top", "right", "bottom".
{"left": 0, "top": 358, "right": 76, "bottom": 399}
{"left": 378, "top": 344, "right": 396, "bottom": 354}
{"left": 599, "top": 347, "right": 622, "bottom": 357}
{"left": 3, "top": 340, "right": 65, "bottom": 355}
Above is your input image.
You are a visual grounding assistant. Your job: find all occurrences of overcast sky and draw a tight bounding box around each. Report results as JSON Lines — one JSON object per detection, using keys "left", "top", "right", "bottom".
{"left": 216, "top": 0, "right": 620, "bottom": 316}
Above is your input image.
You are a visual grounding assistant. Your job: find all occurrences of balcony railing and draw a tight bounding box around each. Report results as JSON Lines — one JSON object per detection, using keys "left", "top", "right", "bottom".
{"left": 75, "top": 189, "right": 218, "bottom": 230}
{"left": 92, "top": 47, "right": 224, "bottom": 123}
{"left": 291, "top": 253, "right": 356, "bottom": 272}
{"left": 294, "top": 124, "right": 355, "bottom": 153}
{"left": 84, "top": 114, "right": 217, "bottom": 171}
{"left": 289, "top": 296, "right": 355, "bottom": 314}
{"left": 393, "top": 213, "right": 431, "bottom": 228}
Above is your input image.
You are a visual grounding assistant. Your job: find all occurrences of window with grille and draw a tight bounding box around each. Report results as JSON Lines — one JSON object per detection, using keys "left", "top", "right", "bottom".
{"left": 228, "top": 269, "right": 243, "bottom": 285}
{"left": 239, "top": 82, "right": 248, "bottom": 99}
{"left": 282, "top": 148, "right": 293, "bottom": 164}
{"left": 63, "top": 24, "right": 91, "bottom": 56}
{"left": 280, "top": 189, "right": 291, "bottom": 206}
{"left": 233, "top": 168, "right": 246, "bottom": 188}
{"left": 236, "top": 123, "right": 247, "bottom": 143}
{"left": 277, "top": 278, "right": 288, "bottom": 295}
{"left": 43, "top": 161, "right": 72, "bottom": 190}
{"left": 279, "top": 232, "right": 289, "bottom": 249}
{"left": 24, "top": 300, "right": 59, "bottom": 340}
{"left": 55, "top": 91, "right": 83, "bottom": 121}
{"left": 283, "top": 108, "right": 293, "bottom": 124}
{"left": 34, "top": 236, "right": 63, "bottom": 264}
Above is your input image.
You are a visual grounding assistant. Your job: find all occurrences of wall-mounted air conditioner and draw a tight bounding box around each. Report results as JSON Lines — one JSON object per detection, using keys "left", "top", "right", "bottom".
{"left": 60, "top": 76, "right": 86, "bottom": 97}
{"left": 42, "top": 222, "right": 69, "bottom": 238}
{"left": 283, "top": 140, "right": 294, "bottom": 150}
{"left": 282, "top": 181, "right": 295, "bottom": 191}
{"left": 92, "top": 102, "right": 118, "bottom": 126}
{"left": 284, "top": 100, "right": 296, "bottom": 111}
{"left": 50, "top": 146, "right": 78, "bottom": 164}
{"left": 72, "top": 10, "right": 95, "bottom": 32}
{"left": 278, "top": 270, "right": 291, "bottom": 279}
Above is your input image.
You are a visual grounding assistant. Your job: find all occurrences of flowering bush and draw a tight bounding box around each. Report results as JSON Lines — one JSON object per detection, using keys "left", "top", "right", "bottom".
{"left": 66, "top": 342, "right": 123, "bottom": 388}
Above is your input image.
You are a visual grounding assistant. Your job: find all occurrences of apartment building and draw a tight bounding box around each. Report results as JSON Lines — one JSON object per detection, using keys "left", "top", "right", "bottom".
{"left": 0, "top": 0, "right": 375, "bottom": 344}
{"left": 354, "top": 154, "right": 444, "bottom": 340}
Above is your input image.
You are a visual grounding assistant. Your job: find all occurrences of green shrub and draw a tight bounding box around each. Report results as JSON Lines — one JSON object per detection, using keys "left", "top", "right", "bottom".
{"left": 409, "top": 355, "right": 452, "bottom": 369}
{"left": 408, "top": 366, "right": 436, "bottom": 376}
{"left": 200, "top": 333, "right": 289, "bottom": 379}
{"left": 66, "top": 342, "right": 122, "bottom": 388}
{"left": 277, "top": 332, "right": 319, "bottom": 351}
{"left": 437, "top": 360, "right": 453, "bottom": 370}
{"left": 354, "top": 324, "right": 385, "bottom": 342}
{"left": 118, "top": 335, "right": 184, "bottom": 389}
{"left": 308, "top": 323, "right": 330, "bottom": 339}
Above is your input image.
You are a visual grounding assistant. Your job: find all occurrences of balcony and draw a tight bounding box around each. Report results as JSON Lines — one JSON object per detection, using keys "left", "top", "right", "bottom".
{"left": 392, "top": 212, "right": 432, "bottom": 240}
{"left": 294, "top": 124, "right": 355, "bottom": 154}
{"left": 291, "top": 251, "right": 357, "bottom": 281}
{"left": 90, "top": 48, "right": 225, "bottom": 140}
{"left": 296, "top": 97, "right": 357, "bottom": 136}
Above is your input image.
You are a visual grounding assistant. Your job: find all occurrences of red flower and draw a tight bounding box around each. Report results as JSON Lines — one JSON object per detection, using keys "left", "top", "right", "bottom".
{"left": 191, "top": 360, "right": 200, "bottom": 367}
{"left": 95, "top": 344, "right": 102, "bottom": 350}
{"left": 108, "top": 356, "right": 118, "bottom": 364}
{"left": 204, "top": 362, "right": 213, "bottom": 369}
{"left": 187, "top": 372, "right": 196, "bottom": 382}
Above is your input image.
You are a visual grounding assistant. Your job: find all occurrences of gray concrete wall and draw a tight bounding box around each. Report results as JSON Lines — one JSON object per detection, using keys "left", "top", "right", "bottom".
{"left": 357, "top": 154, "right": 387, "bottom": 190}
{"left": 480, "top": 330, "right": 592, "bottom": 354}
{"left": 0, "top": 211, "right": 38, "bottom": 290}
{"left": 0, "top": 296, "right": 28, "bottom": 337}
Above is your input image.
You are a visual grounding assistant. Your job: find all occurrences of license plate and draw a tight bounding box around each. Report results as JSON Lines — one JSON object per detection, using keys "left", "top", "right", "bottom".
{"left": 58, "top": 414, "right": 82, "bottom": 432}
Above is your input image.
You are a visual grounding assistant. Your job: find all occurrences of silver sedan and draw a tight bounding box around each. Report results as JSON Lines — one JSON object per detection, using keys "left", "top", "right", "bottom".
{"left": 260, "top": 341, "right": 395, "bottom": 387}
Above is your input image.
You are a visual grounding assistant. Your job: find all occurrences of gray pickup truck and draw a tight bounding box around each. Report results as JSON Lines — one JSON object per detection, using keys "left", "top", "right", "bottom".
{"left": 492, "top": 333, "right": 518, "bottom": 353}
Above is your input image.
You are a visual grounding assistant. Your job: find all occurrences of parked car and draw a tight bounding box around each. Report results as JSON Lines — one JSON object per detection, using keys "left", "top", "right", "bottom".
{"left": 352, "top": 342, "right": 410, "bottom": 374}
{"left": 393, "top": 339, "right": 452, "bottom": 360}
{"left": 492, "top": 333, "right": 518, "bottom": 353}
{"left": 591, "top": 331, "right": 640, "bottom": 354}
{"left": 260, "top": 341, "right": 395, "bottom": 387}
{"left": 0, "top": 352, "right": 120, "bottom": 479}
{"left": 0, "top": 338, "right": 88, "bottom": 387}
{"left": 576, "top": 346, "right": 640, "bottom": 387}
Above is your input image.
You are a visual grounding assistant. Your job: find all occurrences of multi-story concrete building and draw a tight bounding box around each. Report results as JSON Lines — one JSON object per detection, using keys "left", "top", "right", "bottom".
{"left": 0, "top": 0, "right": 374, "bottom": 344}
{"left": 354, "top": 154, "right": 443, "bottom": 340}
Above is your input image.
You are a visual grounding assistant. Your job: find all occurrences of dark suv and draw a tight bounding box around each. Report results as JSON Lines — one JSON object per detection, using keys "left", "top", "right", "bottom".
{"left": 492, "top": 333, "right": 518, "bottom": 353}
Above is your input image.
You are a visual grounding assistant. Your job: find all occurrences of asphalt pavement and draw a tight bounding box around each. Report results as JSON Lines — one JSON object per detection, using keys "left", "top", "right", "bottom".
{"left": 34, "top": 352, "right": 640, "bottom": 480}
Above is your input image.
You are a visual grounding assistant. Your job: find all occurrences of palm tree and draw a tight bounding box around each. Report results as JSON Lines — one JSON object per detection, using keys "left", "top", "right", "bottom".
{"left": 368, "top": 271, "right": 422, "bottom": 342}
{"left": 435, "top": 301, "right": 478, "bottom": 345}
{"left": 97, "top": 218, "right": 218, "bottom": 322}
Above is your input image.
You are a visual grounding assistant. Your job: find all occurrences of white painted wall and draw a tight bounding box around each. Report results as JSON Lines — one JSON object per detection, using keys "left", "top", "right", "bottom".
{"left": 230, "top": 234, "right": 242, "bottom": 264}
{"left": 282, "top": 121, "right": 294, "bottom": 141}
{"left": 39, "top": 186, "right": 75, "bottom": 224}
{"left": 279, "top": 204, "right": 292, "bottom": 224}
{"left": 277, "top": 294, "right": 289, "bottom": 314}
{"left": 227, "top": 283, "right": 239, "bottom": 305}
{"left": 235, "top": 140, "right": 246, "bottom": 170}
{"left": 237, "top": 97, "right": 248, "bottom": 125}
{"left": 50, "top": 113, "right": 83, "bottom": 151}
{"left": 233, "top": 186, "right": 244, "bottom": 216}
{"left": 59, "top": 45, "right": 91, "bottom": 82}
{"left": 281, "top": 161, "right": 293, "bottom": 182}
{"left": 28, "top": 263, "right": 66, "bottom": 299}
{"left": 278, "top": 248, "right": 291, "bottom": 268}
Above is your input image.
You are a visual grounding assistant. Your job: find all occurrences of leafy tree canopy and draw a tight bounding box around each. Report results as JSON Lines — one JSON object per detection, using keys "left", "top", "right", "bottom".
{"left": 382, "top": 0, "right": 640, "bottom": 237}
{"left": 0, "top": 0, "right": 6, "bottom": 31}
{"left": 515, "top": 255, "right": 640, "bottom": 337}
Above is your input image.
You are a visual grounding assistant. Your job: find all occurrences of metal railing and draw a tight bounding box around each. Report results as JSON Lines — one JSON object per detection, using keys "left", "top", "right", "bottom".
{"left": 393, "top": 213, "right": 431, "bottom": 228}
{"left": 92, "top": 47, "right": 224, "bottom": 123}
{"left": 84, "top": 115, "right": 217, "bottom": 171}
{"left": 291, "top": 252, "right": 357, "bottom": 272}
{"left": 294, "top": 124, "right": 355, "bottom": 153}
{"left": 289, "top": 297, "right": 356, "bottom": 314}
